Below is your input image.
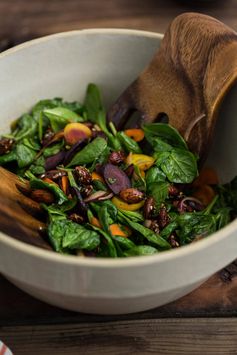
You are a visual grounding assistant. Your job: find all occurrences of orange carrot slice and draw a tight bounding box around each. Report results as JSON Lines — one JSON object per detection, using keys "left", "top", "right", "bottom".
{"left": 124, "top": 128, "right": 145, "bottom": 142}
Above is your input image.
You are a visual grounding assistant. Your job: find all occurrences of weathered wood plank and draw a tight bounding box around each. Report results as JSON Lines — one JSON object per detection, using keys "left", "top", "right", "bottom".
{"left": 0, "top": 0, "right": 236, "bottom": 42}
{"left": 1, "top": 318, "right": 237, "bottom": 354}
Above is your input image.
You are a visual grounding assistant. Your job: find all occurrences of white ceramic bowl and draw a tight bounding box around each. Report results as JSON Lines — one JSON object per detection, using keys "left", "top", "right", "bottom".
{"left": 0, "top": 29, "right": 237, "bottom": 315}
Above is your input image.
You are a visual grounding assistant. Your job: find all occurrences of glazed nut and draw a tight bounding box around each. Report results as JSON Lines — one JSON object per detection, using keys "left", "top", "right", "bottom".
{"left": 168, "top": 184, "right": 179, "bottom": 196}
{"left": 30, "top": 189, "right": 55, "bottom": 204}
{"left": 75, "top": 166, "right": 92, "bottom": 185}
{"left": 143, "top": 197, "right": 156, "bottom": 219}
{"left": 119, "top": 188, "right": 144, "bottom": 204}
{"left": 80, "top": 184, "right": 93, "bottom": 198}
{"left": 108, "top": 150, "right": 126, "bottom": 165}
{"left": 149, "top": 220, "right": 160, "bottom": 234}
{"left": 0, "top": 137, "right": 14, "bottom": 155}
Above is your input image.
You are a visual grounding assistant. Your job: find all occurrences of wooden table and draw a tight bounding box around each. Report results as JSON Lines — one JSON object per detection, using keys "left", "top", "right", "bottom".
{"left": 1, "top": 1, "right": 237, "bottom": 354}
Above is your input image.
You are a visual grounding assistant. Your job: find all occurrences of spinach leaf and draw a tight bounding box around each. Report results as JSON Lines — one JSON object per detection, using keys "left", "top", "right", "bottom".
{"left": 22, "top": 138, "right": 41, "bottom": 151}
{"left": 48, "top": 219, "right": 100, "bottom": 252}
{"left": 177, "top": 213, "right": 217, "bottom": 244}
{"left": 160, "top": 221, "right": 178, "bottom": 239}
{"left": 118, "top": 213, "right": 170, "bottom": 250}
{"left": 44, "top": 107, "right": 83, "bottom": 132}
{"left": 62, "top": 221, "right": 100, "bottom": 250}
{"left": 16, "top": 143, "right": 37, "bottom": 168}
{"left": 0, "top": 150, "right": 17, "bottom": 165}
{"left": 43, "top": 141, "right": 64, "bottom": 158}
{"left": 111, "top": 235, "right": 136, "bottom": 250}
{"left": 146, "top": 166, "right": 166, "bottom": 185}
{"left": 67, "top": 137, "right": 107, "bottom": 167}
{"left": 118, "top": 209, "right": 144, "bottom": 223}
{"left": 90, "top": 224, "right": 117, "bottom": 257}
{"left": 117, "top": 131, "right": 142, "bottom": 153}
{"left": 143, "top": 123, "right": 188, "bottom": 150}
{"left": 156, "top": 148, "right": 198, "bottom": 183}
{"left": 123, "top": 245, "right": 158, "bottom": 256}
{"left": 13, "top": 114, "right": 38, "bottom": 141}
{"left": 147, "top": 181, "right": 170, "bottom": 209}
{"left": 132, "top": 165, "right": 146, "bottom": 192}
{"left": 28, "top": 155, "right": 45, "bottom": 175}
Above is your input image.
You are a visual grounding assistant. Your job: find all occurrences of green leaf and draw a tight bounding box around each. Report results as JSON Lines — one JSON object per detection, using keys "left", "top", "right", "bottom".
{"left": 62, "top": 221, "right": 100, "bottom": 250}
{"left": 117, "top": 132, "right": 142, "bottom": 153}
{"left": 156, "top": 148, "right": 198, "bottom": 183}
{"left": 28, "top": 155, "right": 45, "bottom": 175}
{"left": 16, "top": 143, "right": 37, "bottom": 168}
{"left": 67, "top": 137, "right": 107, "bottom": 167}
{"left": 123, "top": 245, "right": 158, "bottom": 256}
{"left": 0, "top": 150, "right": 17, "bottom": 165}
{"left": 118, "top": 209, "right": 144, "bottom": 223}
{"left": 143, "top": 123, "right": 188, "bottom": 150}
{"left": 146, "top": 165, "right": 166, "bottom": 185}
{"left": 118, "top": 213, "right": 170, "bottom": 250}
{"left": 43, "top": 141, "right": 64, "bottom": 158}
{"left": 84, "top": 83, "right": 104, "bottom": 123}
{"left": 44, "top": 107, "right": 83, "bottom": 132}
{"left": 147, "top": 181, "right": 170, "bottom": 209}
{"left": 90, "top": 224, "right": 117, "bottom": 257}
{"left": 13, "top": 114, "right": 38, "bottom": 141}
{"left": 48, "top": 219, "right": 100, "bottom": 252}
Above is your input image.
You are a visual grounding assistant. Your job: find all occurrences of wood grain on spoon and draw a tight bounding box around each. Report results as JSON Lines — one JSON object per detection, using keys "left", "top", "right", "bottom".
{"left": 108, "top": 12, "right": 237, "bottom": 159}
{"left": 0, "top": 167, "right": 51, "bottom": 250}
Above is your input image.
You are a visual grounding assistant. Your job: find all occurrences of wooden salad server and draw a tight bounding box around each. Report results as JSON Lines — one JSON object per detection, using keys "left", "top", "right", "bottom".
{"left": 0, "top": 167, "right": 51, "bottom": 250}
{"left": 108, "top": 12, "right": 237, "bottom": 160}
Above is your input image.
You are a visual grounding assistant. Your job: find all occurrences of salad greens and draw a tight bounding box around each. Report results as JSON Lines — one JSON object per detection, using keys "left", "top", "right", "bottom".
{"left": 0, "top": 83, "right": 236, "bottom": 257}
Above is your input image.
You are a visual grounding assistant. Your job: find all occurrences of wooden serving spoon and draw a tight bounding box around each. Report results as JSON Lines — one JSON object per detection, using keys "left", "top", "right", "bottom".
{"left": 108, "top": 12, "right": 237, "bottom": 160}
{"left": 0, "top": 167, "right": 51, "bottom": 250}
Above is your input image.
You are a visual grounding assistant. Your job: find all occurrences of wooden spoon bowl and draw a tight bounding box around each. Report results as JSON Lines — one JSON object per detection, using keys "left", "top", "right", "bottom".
{"left": 108, "top": 12, "right": 237, "bottom": 160}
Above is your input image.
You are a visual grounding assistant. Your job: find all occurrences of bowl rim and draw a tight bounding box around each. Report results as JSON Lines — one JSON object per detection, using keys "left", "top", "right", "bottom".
{"left": 0, "top": 27, "right": 236, "bottom": 268}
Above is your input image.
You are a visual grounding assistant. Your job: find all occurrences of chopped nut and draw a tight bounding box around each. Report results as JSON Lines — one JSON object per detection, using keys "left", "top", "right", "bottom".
{"left": 119, "top": 188, "right": 144, "bottom": 204}
{"left": 157, "top": 205, "right": 170, "bottom": 229}
{"left": 168, "top": 234, "right": 180, "bottom": 248}
{"left": 0, "top": 138, "right": 14, "bottom": 155}
{"left": 108, "top": 150, "right": 126, "bottom": 165}
{"left": 75, "top": 166, "right": 92, "bottom": 185}
{"left": 80, "top": 184, "right": 93, "bottom": 197}
{"left": 143, "top": 197, "right": 156, "bottom": 219}
{"left": 150, "top": 220, "right": 160, "bottom": 234}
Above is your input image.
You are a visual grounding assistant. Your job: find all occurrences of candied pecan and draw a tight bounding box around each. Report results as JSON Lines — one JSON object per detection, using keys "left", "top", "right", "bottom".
{"left": 42, "top": 129, "right": 54, "bottom": 146}
{"left": 80, "top": 184, "right": 93, "bottom": 198}
{"left": 0, "top": 138, "right": 14, "bottom": 155}
{"left": 108, "top": 151, "right": 126, "bottom": 165}
{"left": 168, "top": 234, "right": 180, "bottom": 248}
{"left": 149, "top": 220, "right": 160, "bottom": 234}
{"left": 119, "top": 188, "right": 144, "bottom": 204}
{"left": 168, "top": 184, "right": 179, "bottom": 197}
{"left": 75, "top": 166, "right": 92, "bottom": 185}
{"left": 143, "top": 197, "right": 156, "bottom": 219}
{"left": 157, "top": 205, "right": 170, "bottom": 229}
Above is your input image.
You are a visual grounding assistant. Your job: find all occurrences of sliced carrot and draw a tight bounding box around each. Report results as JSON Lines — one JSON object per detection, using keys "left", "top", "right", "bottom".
{"left": 92, "top": 172, "right": 105, "bottom": 183}
{"left": 192, "top": 184, "right": 216, "bottom": 206}
{"left": 61, "top": 175, "right": 69, "bottom": 195}
{"left": 109, "top": 223, "right": 131, "bottom": 237}
{"left": 42, "top": 177, "right": 59, "bottom": 187}
{"left": 90, "top": 217, "right": 102, "bottom": 228}
{"left": 124, "top": 128, "right": 145, "bottom": 142}
{"left": 192, "top": 167, "right": 219, "bottom": 187}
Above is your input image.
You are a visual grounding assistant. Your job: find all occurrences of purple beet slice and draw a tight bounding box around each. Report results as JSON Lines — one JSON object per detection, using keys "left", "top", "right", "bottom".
{"left": 103, "top": 163, "right": 131, "bottom": 194}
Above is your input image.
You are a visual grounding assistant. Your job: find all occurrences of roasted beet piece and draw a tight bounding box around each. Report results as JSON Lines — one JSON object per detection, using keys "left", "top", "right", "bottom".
{"left": 103, "top": 163, "right": 131, "bottom": 194}
{"left": 45, "top": 151, "right": 66, "bottom": 171}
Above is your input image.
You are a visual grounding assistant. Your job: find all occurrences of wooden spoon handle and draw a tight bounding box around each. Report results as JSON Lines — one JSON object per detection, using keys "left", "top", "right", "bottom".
{"left": 108, "top": 13, "right": 237, "bottom": 158}
{"left": 0, "top": 167, "right": 51, "bottom": 250}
